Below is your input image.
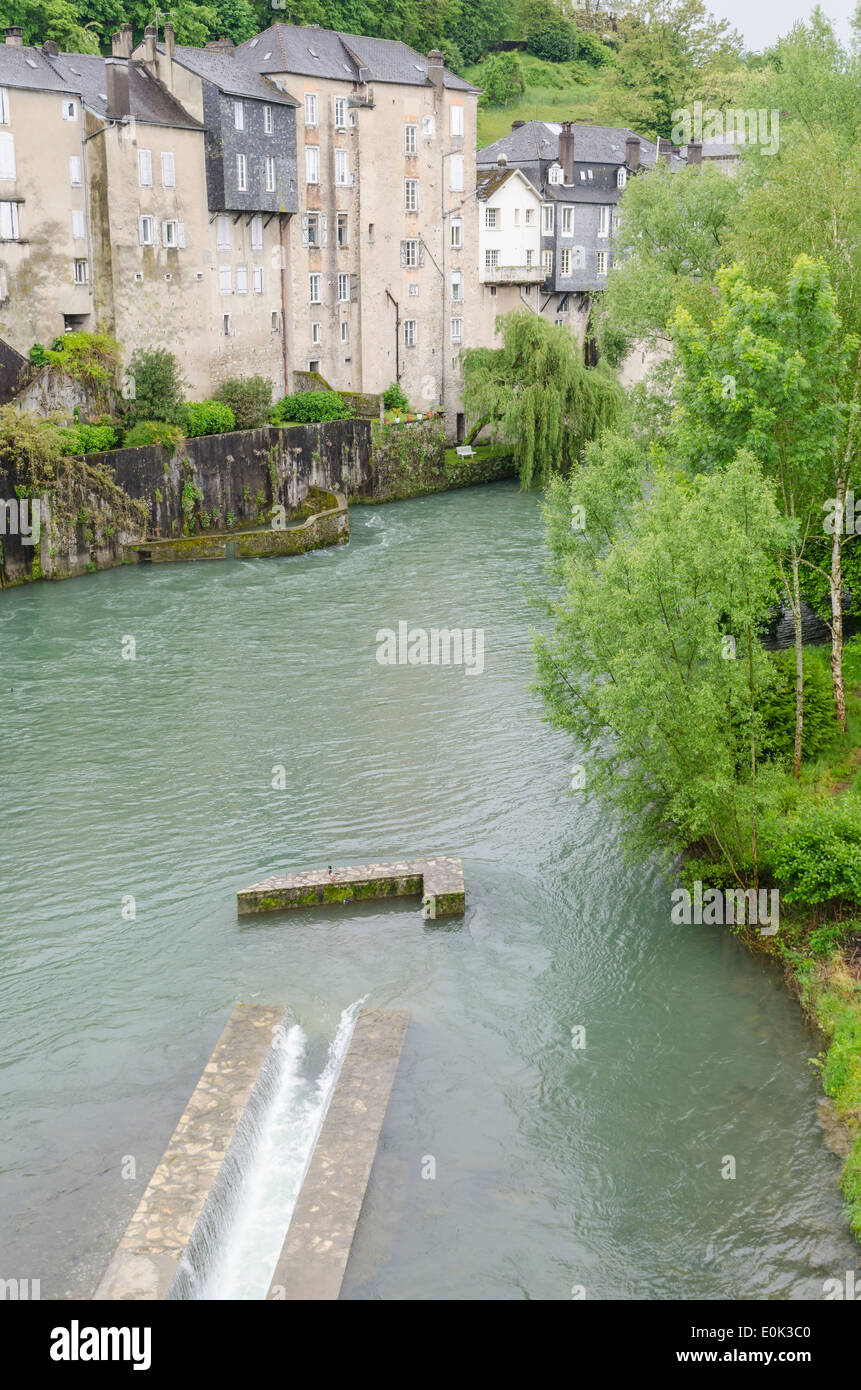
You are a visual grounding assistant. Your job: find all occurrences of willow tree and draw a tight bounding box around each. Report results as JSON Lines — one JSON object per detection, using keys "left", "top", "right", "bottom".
{"left": 460, "top": 312, "right": 624, "bottom": 489}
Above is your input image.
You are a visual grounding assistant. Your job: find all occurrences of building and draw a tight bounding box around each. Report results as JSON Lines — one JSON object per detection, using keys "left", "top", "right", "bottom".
{"left": 475, "top": 164, "right": 544, "bottom": 345}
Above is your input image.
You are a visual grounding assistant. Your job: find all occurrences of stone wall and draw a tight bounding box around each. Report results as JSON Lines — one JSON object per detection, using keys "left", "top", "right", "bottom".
{"left": 365, "top": 420, "right": 515, "bottom": 502}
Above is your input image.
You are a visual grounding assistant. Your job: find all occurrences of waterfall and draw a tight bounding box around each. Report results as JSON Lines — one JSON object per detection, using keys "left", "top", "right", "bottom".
{"left": 168, "top": 1000, "right": 363, "bottom": 1300}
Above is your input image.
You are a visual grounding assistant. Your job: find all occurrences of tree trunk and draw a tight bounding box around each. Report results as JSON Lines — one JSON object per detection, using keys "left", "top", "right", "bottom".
{"left": 830, "top": 476, "right": 847, "bottom": 732}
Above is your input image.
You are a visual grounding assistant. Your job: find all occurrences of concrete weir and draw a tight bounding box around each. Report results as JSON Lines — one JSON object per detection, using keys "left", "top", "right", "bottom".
{"left": 237, "top": 856, "right": 466, "bottom": 919}
{"left": 95, "top": 1003, "right": 282, "bottom": 1301}
{"left": 266, "top": 1008, "right": 410, "bottom": 1301}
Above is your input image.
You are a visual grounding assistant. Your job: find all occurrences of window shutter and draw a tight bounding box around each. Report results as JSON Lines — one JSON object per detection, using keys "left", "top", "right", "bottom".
{"left": 0, "top": 132, "right": 15, "bottom": 180}
{"left": 320, "top": 213, "right": 327, "bottom": 246}
{"left": 177, "top": 222, "right": 186, "bottom": 248}
{"left": 138, "top": 216, "right": 146, "bottom": 245}
{"left": 418, "top": 242, "right": 425, "bottom": 267}
{"left": 400, "top": 241, "right": 407, "bottom": 267}
{"left": 161, "top": 220, "right": 170, "bottom": 245}
{"left": 301, "top": 214, "right": 309, "bottom": 246}
{"left": 350, "top": 273, "right": 358, "bottom": 302}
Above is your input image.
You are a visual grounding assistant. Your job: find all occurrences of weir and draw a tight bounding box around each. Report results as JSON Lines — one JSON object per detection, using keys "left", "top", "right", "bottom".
{"left": 237, "top": 856, "right": 466, "bottom": 919}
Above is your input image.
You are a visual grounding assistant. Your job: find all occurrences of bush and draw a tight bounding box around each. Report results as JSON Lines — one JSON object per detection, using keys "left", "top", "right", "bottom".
{"left": 123, "top": 348, "right": 187, "bottom": 426}
{"left": 183, "top": 401, "right": 236, "bottom": 437}
{"left": 382, "top": 382, "right": 409, "bottom": 412}
{"left": 759, "top": 649, "right": 836, "bottom": 763}
{"left": 477, "top": 52, "right": 525, "bottom": 108}
{"left": 122, "top": 420, "right": 184, "bottom": 452}
{"left": 212, "top": 375, "right": 273, "bottom": 431}
{"left": 527, "top": 20, "right": 576, "bottom": 63}
{"left": 773, "top": 801, "right": 861, "bottom": 907}
{"left": 270, "top": 390, "right": 352, "bottom": 423}
{"left": 29, "top": 343, "right": 51, "bottom": 366}
{"left": 55, "top": 422, "right": 120, "bottom": 455}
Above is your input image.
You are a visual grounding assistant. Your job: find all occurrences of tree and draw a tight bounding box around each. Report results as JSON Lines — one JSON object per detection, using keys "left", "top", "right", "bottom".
{"left": 123, "top": 348, "right": 188, "bottom": 427}
{"left": 670, "top": 257, "right": 857, "bottom": 774}
{"left": 0, "top": 0, "right": 101, "bottom": 50}
{"left": 477, "top": 50, "right": 525, "bottom": 107}
{"left": 535, "top": 447, "right": 788, "bottom": 886}
{"left": 461, "top": 311, "right": 624, "bottom": 487}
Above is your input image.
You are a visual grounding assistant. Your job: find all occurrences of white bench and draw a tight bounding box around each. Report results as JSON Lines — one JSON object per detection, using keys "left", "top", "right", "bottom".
{"left": 455, "top": 444, "right": 476, "bottom": 457}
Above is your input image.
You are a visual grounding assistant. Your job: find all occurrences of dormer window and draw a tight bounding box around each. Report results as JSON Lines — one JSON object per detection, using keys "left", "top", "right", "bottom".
{"left": 548, "top": 163, "right": 562, "bottom": 185}
{"left": 617, "top": 167, "right": 627, "bottom": 188}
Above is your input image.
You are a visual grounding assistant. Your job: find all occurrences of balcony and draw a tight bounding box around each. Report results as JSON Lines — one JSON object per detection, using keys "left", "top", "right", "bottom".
{"left": 480, "top": 263, "right": 547, "bottom": 286}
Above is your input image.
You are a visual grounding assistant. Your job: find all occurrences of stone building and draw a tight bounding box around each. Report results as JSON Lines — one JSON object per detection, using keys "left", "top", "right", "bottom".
{"left": 474, "top": 164, "right": 544, "bottom": 350}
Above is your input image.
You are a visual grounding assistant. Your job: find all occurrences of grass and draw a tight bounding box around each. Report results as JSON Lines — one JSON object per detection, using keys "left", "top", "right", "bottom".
{"left": 467, "top": 55, "right": 612, "bottom": 147}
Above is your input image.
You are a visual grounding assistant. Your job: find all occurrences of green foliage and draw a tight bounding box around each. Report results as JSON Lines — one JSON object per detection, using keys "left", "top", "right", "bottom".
{"left": 55, "top": 422, "right": 120, "bottom": 455}
{"left": 382, "top": 382, "right": 409, "bottom": 411}
{"left": 773, "top": 801, "right": 861, "bottom": 908}
{"left": 123, "top": 348, "right": 187, "bottom": 427}
{"left": 122, "top": 420, "right": 184, "bottom": 452}
{"left": 181, "top": 476, "right": 204, "bottom": 533}
{"left": 477, "top": 51, "right": 525, "bottom": 107}
{"left": 183, "top": 400, "right": 236, "bottom": 437}
{"left": 28, "top": 343, "right": 51, "bottom": 366}
{"left": 526, "top": 18, "right": 610, "bottom": 66}
{"left": 807, "top": 919, "right": 857, "bottom": 957}
{"left": 271, "top": 390, "right": 352, "bottom": 423}
{"left": 212, "top": 375, "right": 272, "bottom": 430}
{"left": 759, "top": 650, "right": 838, "bottom": 763}
{"left": 0, "top": 406, "right": 65, "bottom": 485}
{"left": 43, "top": 332, "right": 121, "bottom": 408}
{"left": 461, "top": 311, "right": 624, "bottom": 487}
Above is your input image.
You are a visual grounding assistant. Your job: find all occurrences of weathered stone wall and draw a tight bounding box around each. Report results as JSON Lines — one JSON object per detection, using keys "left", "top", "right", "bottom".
{"left": 0, "top": 337, "right": 27, "bottom": 406}
{"left": 365, "top": 420, "right": 515, "bottom": 502}
{"left": 10, "top": 365, "right": 101, "bottom": 419}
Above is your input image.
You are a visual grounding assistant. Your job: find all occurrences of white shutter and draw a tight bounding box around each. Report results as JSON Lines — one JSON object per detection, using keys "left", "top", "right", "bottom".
{"left": 161, "top": 151, "right": 175, "bottom": 187}
{"left": 161, "top": 220, "right": 170, "bottom": 245}
{"left": 138, "top": 215, "right": 146, "bottom": 245}
{"left": 0, "top": 201, "right": 17, "bottom": 239}
{"left": 138, "top": 149, "right": 152, "bottom": 186}
{"left": 301, "top": 213, "right": 309, "bottom": 246}
{"left": 177, "top": 222, "right": 186, "bottom": 248}
{"left": 0, "top": 88, "right": 9, "bottom": 124}
{"left": 0, "top": 132, "right": 15, "bottom": 180}
{"left": 320, "top": 212, "right": 327, "bottom": 245}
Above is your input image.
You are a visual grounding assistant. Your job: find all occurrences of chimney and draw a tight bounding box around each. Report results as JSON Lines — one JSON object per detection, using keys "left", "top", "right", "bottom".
{"left": 205, "top": 35, "right": 234, "bottom": 53}
{"left": 625, "top": 134, "right": 641, "bottom": 171}
{"left": 497, "top": 153, "right": 508, "bottom": 167}
{"left": 687, "top": 140, "right": 702, "bottom": 165}
{"left": 511, "top": 119, "right": 525, "bottom": 130}
{"left": 105, "top": 56, "right": 130, "bottom": 120}
{"left": 427, "top": 49, "right": 444, "bottom": 90}
{"left": 42, "top": 40, "right": 59, "bottom": 56}
{"left": 657, "top": 136, "right": 671, "bottom": 162}
{"left": 143, "top": 23, "right": 157, "bottom": 65}
{"left": 111, "top": 24, "right": 133, "bottom": 59}
{"left": 4, "top": 26, "right": 23, "bottom": 46}
{"left": 558, "top": 119, "right": 575, "bottom": 186}
{"left": 164, "top": 21, "right": 175, "bottom": 60}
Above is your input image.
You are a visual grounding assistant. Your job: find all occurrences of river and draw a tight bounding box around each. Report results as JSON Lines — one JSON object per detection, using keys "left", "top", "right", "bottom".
{"left": 0, "top": 481, "right": 855, "bottom": 1299}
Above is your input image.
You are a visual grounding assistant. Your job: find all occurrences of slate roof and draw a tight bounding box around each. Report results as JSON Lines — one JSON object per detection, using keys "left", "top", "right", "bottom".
{"left": 0, "top": 43, "right": 78, "bottom": 93}
{"left": 52, "top": 52, "right": 203, "bottom": 128}
{"left": 238, "top": 24, "right": 478, "bottom": 92}
{"left": 164, "top": 43, "right": 297, "bottom": 105}
{"left": 477, "top": 121, "right": 671, "bottom": 170}
{"left": 476, "top": 166, "right": 537, "bottom": 200}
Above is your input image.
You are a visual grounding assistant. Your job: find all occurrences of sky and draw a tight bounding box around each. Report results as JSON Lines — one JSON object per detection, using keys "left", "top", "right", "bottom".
{"left": 706, "top": 0, "right": 856, "bottom": 51}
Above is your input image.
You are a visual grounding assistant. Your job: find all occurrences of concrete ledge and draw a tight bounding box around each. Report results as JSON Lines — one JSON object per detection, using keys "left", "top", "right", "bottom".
{"left": 124, "top": 493, "right": 348, "bottom": 564}
{"left": 266, "top": 1009, "right": 409, "bottom": 1301}
{"left": 237, "top": 856, "right": 465, "bottom": 919}
{"left": 94, "top": 1003, "right": 282, "bottom": 1301}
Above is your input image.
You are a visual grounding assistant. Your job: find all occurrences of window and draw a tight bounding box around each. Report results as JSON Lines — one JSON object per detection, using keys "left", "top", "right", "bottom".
{"left": 340, "top": 320, "right": 349, "bottom": 343}
{"left": 217, "top": 214, "right": 230, "bottom": 250}
{"left": 138, "top": 149, "right": 152, "bottom": 187}
{"left": 251, "top": 214, "right": 263, "bottom": 250}
{"left": 309, "top": 272, "right": 321, "bottom": 303}
{"left": 263, "top": 105, "right": 273, "bottom": 135}
{"left": 450, "top": 217, "right": 462, "bottom": 249}
{"left": 311, "top": 321, "right": 322, "bottom": 345}
{"left": 253, "top": 266, "right": 264, "bottom": 294}
{"left": 307, "top": 212, "right": 321, "bottom": 247}
{"left": 0, "top": 266, "right": 7, "bottom": 299}
{"left": 236, "top": 153, "right": 247, "bottom": 191}
{"left": 161, "top": 151, "right": 175, "bottom": 188}
{"left": 451, "top": 270, "right": 462, "bottom": 302}
{"left": 272, "top": 311, "right": 281, "bottom": 333}
{"left": 335, "top": 149, "right": 348, "bottom": 185}
{"left": 524, "top": 208, "right": 534, "bottom": 226}
{"left": 402, "top": 239, "right": 419, "bottom": 268}
{"left": 597, "top": 249, "right": 607, "bottom": 276}
{"left": 450, "top": 316, "right": 463, "bottom": 342}
{"left": 404, "top": 178, "right": 418, "bottom": 211}
{"left": 450, "top": 105, "right": 464, "bottom": 137}
{"left": 513, "top": 208, "right": 520, "bottom": 227}
{"left": 558, "top": 294, "right": 570, "bottom": 312}
{"left": 334, "top": 96, "right": 347, "bottom": 128}
{"left": 223, "top": 313, "right": 231, "bottom": 335}
{"left": 336, "top": 213, "right": 348, "bottom": 247}
{"left": 0, "top": 88, "right": 8, "bottom": 124}
{"left": 421, "top": 114, "right": 434, "bottom": 138}
{"left": 525, "top": 249, "right": 533, "bottom": 267}
{"left": 617, "top": 167, "right": 627, "bottom": 189}
{"left": 541, "top": 204, "right": 554, "bottom": 234}
{"left": 73, "top": 258, "right": 88, "bottom": 284}
{"left": 71, "top": 209, "right": 85, "bottom": 240}
{"left": 236, "top": 265, "right": 248, "bottom": 294}
{"left": 405, "top": 123, "right": 418, "bottom": 155}
{"left": 484, "top": 207, "right": 498, "bottom": 229}
{"left": 548, "top": 163, "right": 562, "bottom": 185}
{"left": 409, "top": 283, "right": 419, "bottom": 297}
{"left": 542, "top": 249, "right": 553, "bottom": 273}
{"left": 234, "top": 100, "right": 244, "bottom": 131}
{"left": 304, "top": 93, "right": 318, "bottom": 126}
{"left": 337, "top": 272, "right": 349, "bottom": 301}
{"left": 597, "top": 205, "right": 611, "bottom": 237}
{"left": 368, "top": 222, "right": 375, "bottom": 243}
{"left": 162, "top": 219, "right": 185, "bottom": 248}
{"left": 449, "top": 154, "right": 463, "bottom": 191}
{"left": 265, "top": 155, "right": 276, "bottom": 192}
{"left": 69, "top": 155, "right": 81, "bottom": 186}
{"left": 219, "top": 265, "right": 232, "bottom": 294}
{"left": 0, "top": 200, "right": 19, "bottom": 239}
{"left": 139, "top": 215, "right": 157, "bottom": 245}
{"left": 308, "top": 359, "right": 320, "bottom": 372}
{"left": 562, "top": 207, "right": 573, "bottom": 235}
{"left": 0, "top": 131, "right": 17, "bottom": 179}
{"left": 485, "top": 249, "right": 499, "bottom": 269}
{"left": 62, "top": 99, "right": 77, "bottom": 121}
{"left": 560, "top": 248, "right": 570, "bottom": 275}
{"left": 403, "top": 319, "right": 416, "bottom": 347}
{"left": 305, "top": 146, "right": 319, "bottom": 184}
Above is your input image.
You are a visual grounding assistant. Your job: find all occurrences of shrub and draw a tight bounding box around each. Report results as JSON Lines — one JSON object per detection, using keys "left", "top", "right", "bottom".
{"left": 212, "top": 375, "right": 273, "bottom": 431}
{"left": 122, "top": 420, "right": 184, "bottom": 452}
{"left": 773, "top": 801, "right": 861, "bottom": 907}
{"left": 55, "top": 422, "right": 120, "bottom": 455}
{"left": 270, "top": 390, "right": 351, "bottom": 423}
{"left": 477, "top": 51, "right": 525, "bottom": 108}
{"left": 41, "top": 333, "right": 122, "bottom": 409}
{"left": 527, "top": 20, "right": 575, "bottom": 63}
{"left": 382, "top": 382, "right": 409, "bottom": 412}
{"left": 183, "top": 401, "right": 236, "bottom": 437}
{"left": 759, "top": 649, "right": 836, "bottom": 763}
{"left": 29, "top": 343, "right": 51, "bottom": 366}
{"left": 123, "top": 348, "right": 187, "bottom": 426}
